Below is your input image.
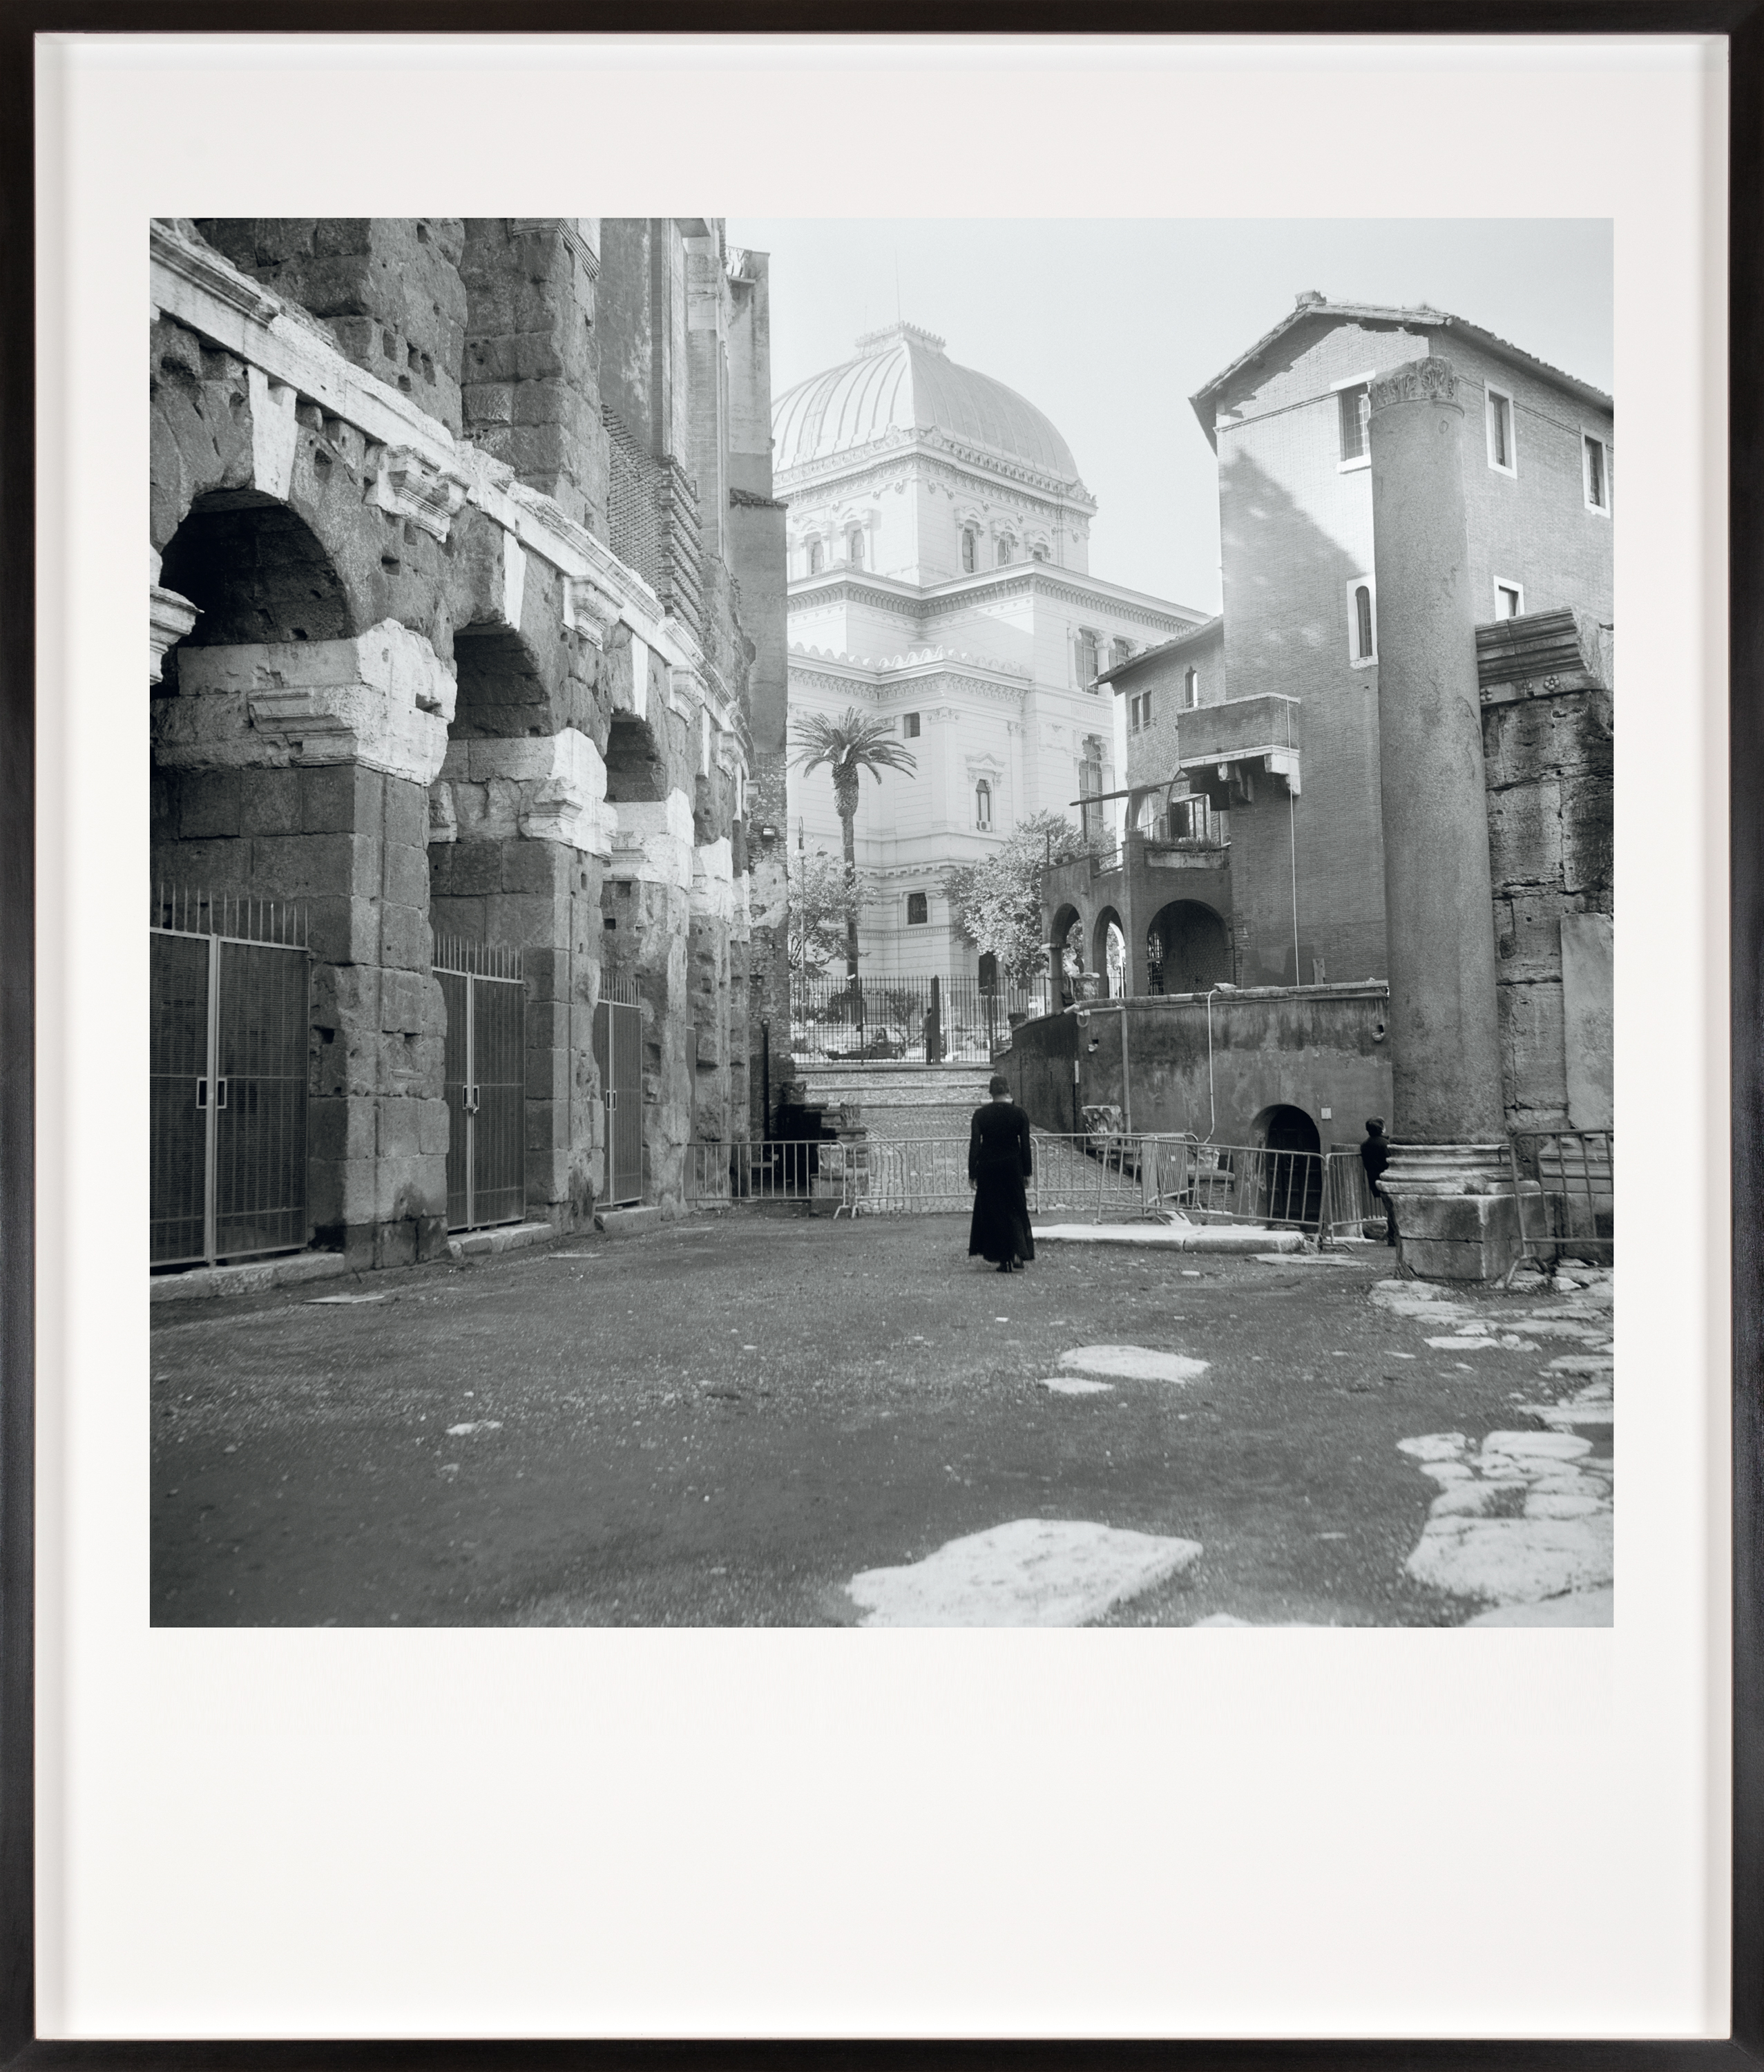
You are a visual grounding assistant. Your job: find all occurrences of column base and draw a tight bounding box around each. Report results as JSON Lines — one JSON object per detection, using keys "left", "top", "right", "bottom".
{"left": 1383, "top": 1142, "right": 1519, "bottom": 1283}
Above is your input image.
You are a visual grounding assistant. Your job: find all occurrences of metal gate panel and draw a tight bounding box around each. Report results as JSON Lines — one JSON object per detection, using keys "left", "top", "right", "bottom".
{"left": 435, "top": 939, "right": 526, "bottom": 1233}
{"left": 472, "top": 972, "right": 526, "bottom": 1228}
{"left": 439, "top": 968, "right": 471, "bottom": 1231}
{"left": 213, "top": 938, "right": 311, "bottom": 1260}
{"left": 593, "top": 980, "right": 644, "bottom": 1207}
{"left": 149, "top": 931, "right": 211, "bottom": 1267}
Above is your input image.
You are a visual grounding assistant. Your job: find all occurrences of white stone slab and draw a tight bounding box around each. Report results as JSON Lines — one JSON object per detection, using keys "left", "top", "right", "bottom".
{"left": 1406, "top": 1513, "right": 1613, "bottom": 1605}
{"left": 1059, "top": 1345, "right": 1210, "bottom": 1385}
{"left": 848, "top": 1518, "right": 1202, "bottom": 1627}
{"left": 1466, "top": 1587, "right": 1614, "bottom": 1627}
{"left": 1031, "top": 1224, "right": 1304, "bottom": 1254}
{"left": 1036, "top": 1376, "right": 1114, "bottom": 1396}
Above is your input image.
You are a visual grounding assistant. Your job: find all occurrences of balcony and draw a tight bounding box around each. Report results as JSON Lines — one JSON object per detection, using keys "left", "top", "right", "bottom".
{"left": 1176, "top": 693, "right": 1301, "bottom": 800}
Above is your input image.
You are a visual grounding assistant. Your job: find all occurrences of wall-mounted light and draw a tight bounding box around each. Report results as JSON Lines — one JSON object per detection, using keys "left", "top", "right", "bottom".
{"left": 759, "top": 825, "right": 778, "bottom": 843}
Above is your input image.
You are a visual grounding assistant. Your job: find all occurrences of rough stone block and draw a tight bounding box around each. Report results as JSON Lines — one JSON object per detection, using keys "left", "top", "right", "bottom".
{"left": 417, "top": 1097, "right": 452, "bottom": 1157}
{"left": 429, "top": 841, "right": 501, "bottom": 899}
{"left": 1394, "top": 1192, "right": 1522, "bottom": 1283}
{"left": 375, "top": 1151, "right": 445, "bottom": 1225}
{"left": 300, "top": 762, "right": 384, "bottom": 836}
{"left": 308, "top": 1155, "right": 376, "bottom": 1228}
{"left": 376, "top": 1095, "right": 428, "bottom": 1159}
{"left": 172, "top": 769, "right": 244, "bottom": 839}
{"left": 379, "top": 902, "right": 432, "bottom": 972}
{"left": 249, "top": 830, "right": 383, "bottom": 903}
{"left": 383, "top": 841, "right": 432, "bottom": 910}
{"left": 383, "top": 775, "right": 431, "bottom": 852}
{"left": 378, "top": 966, "right": 432, "bottom": 1035}
{"left": 500, "top": 837, "right": 571, "bottom": 897}
{"left": 306, "top": 1093, "right": 375, "bottom": 1166}
{"left": 240, "top": 768, "right": 303, "bottom": 836}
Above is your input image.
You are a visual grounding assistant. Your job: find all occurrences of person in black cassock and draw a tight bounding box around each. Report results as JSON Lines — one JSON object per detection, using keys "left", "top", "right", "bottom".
{"left": 968, "top": 1074, "right": 1035, "bottom": 1272}
{"left": 1359, "top": 1115, "right": 1398, "bottom": 1249}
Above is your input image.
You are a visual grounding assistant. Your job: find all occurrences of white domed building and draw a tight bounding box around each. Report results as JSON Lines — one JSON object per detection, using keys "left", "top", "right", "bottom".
{"left": 778, "top": 320, "right": 1209, "bottom": 980}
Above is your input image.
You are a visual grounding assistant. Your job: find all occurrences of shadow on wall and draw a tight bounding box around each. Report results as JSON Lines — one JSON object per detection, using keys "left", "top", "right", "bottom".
{"left": 1216, "top": 447, "right": 1390, "bottom": 988}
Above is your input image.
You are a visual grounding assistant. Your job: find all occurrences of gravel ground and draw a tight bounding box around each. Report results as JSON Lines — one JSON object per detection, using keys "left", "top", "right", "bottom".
{"left": 150, "top": 1211, "right": 1601, "bottom": 1628}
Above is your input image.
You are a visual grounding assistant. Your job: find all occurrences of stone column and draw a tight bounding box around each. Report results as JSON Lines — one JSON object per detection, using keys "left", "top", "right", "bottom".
{"left": 1368, "top": 356, "right": 1514, "bottom": 1279}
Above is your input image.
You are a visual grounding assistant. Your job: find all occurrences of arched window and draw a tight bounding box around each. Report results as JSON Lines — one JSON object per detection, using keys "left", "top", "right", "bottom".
{"left": 906, "top": 891, "right": 928, "bottom": 925}
{"left": 1185, "top": 665, "right": 1199, "bottom": 708}
{"left": 847, "top": 528, "right": 864, "bottom": 570}
{"left": 961, "top": 526, "right": 978, "bottom": 574}
{"left": 807, "top": 539, "right": 823, "bottom": 576}
{"left": 975, "top": 779, "right": 993, "bottom": 830}
{"left": 1353, "top": 582, "right": 1376, "bottom": 662}
{"left": 996, "top": 539, "right": 1013, "bottom": 567}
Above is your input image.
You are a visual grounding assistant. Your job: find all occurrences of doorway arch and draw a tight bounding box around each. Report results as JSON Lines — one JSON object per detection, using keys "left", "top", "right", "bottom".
{"left": 1093, "top": 907, "right": 1126, "bottom": 997}
{"left": 1252, "top": 1103, "right": 1323, "bottom": 1227}
{"left": 158, "top": 494, "right": 354, "bottom": 657}
{"left": 1146, "top": 899, "right": 1231, "bottom": 995}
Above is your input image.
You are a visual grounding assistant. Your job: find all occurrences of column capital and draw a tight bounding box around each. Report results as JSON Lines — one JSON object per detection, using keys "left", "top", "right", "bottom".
{"left": 1369, "top": 356, "right": 1460, "bottom": 414}
{"left": 149, "top": 584, "right": 200, "bottom": 683}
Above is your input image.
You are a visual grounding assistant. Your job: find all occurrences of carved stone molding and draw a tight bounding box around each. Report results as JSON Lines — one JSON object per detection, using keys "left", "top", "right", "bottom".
{"left": 369, "top": 445, "right": 472, "bottom": 541}
{"left": 150, "top": 585, "right": 200, "bottom": 683}
{"left": 1369, "top": 356, "right": 1459, "bottom": 414}
{"left": 563, "top": 576, "right": 616, "bottom": 646}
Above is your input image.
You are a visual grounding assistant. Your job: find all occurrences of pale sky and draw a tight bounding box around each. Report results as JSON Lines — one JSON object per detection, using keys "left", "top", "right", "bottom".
{"left": 726, "top": 219, "right": 1613, "bottom": 613}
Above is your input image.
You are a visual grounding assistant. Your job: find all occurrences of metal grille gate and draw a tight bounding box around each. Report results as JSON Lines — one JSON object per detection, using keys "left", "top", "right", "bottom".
{"left": 434, "top": 937, "right": 526, "bottom": 1232}
{"left": 593, "top": 974, "right": 644, "bottom": 1206}
{"left": 150, "top": 885, "right": 311, "bottom": 1268}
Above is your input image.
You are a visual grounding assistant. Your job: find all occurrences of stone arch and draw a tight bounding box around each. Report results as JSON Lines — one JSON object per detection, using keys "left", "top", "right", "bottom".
{"left": 1049, "top": 899, "right": 1084, "bottom": 1004}
{"left": 604, "top": 711, "right": 667, "bottom": 804}
{"left": 1092, "top": 906, "right": 1126, "bottom": 997}
{"left": 1146, "top": 899, "right": 1231, "bottom": 996}
{"left": 450, "top": 622, "right": 549, "bottom": 740}
{"left": 157, "top": 493, "right": 354, "bottom": 666}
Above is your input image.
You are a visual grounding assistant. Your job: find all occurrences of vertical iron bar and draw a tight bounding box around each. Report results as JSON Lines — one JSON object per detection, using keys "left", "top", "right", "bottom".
{"left": 202, "top": 933, "right": 220, "bottom": 1264}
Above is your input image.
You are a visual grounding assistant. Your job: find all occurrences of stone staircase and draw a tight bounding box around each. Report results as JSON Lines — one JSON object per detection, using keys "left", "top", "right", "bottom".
{"left": 787, "top": 1060, "right": 995, "bottom": 1140}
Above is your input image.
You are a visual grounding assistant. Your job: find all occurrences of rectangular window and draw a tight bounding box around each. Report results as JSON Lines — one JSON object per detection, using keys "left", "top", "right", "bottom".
{"left": 1184, "top": 666, "right": 1199, "bottom": 709}
{"left": 1495, "top": 580, "right": 1524, "bottom": 620}
{"left": 1077, "top": 632, "right": 1100, "bottom": 687}
{"left": 1338, "top": 383, "right": 1370, "bottom": 467}
{"left": 1129, "top": 691, "right": 1152, "bottom": 732}
{"left": 901, "top": 711, "right": 921, "bottom": 738}
{"left": 1584, "top": 434, "right": 1611, "bottom": 513}
{"left": 1347, "top": 577, "right": 1377, "bottom": 665}
{"left": 906, "top": 892, "right": 928, "bottom": 925}
{"left": 1486, "top": 386, "right": 1517, "bottom": 474}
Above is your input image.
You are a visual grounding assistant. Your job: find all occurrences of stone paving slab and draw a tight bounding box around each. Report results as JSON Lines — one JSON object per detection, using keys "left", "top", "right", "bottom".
{"left": 1031, "top": 1222, "right": 1307, "bottom": 1254}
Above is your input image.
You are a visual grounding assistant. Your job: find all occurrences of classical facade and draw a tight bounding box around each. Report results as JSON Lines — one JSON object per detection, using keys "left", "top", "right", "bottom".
{"left": 776, "top": 321, "right": 1208, "bottom": 979}
{"left": 149, "top": 217, "right": 787, "bottom": 1272}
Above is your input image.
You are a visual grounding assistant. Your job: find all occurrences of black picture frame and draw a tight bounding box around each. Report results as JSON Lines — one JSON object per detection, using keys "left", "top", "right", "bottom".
{"left": 0, "top": 6, "right": 1754, "bottom": 2063}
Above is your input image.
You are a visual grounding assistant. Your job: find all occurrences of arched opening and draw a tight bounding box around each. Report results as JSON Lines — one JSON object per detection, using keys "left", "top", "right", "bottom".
{"left": 1093, "top": 907, "right": 1126, "bottom": 998}
{"left": 961, "top": 526, "right": 978, "bottom": 575}
{"left": 847, "top": 528, "right": 864, "bottom": 569}
{"left": 1252, "top": 1103, "right": 1323, "bottom": 1227}
{"left": 451, "top": 623, "right": 549, "bottom": 740}
{"left": 604, "top": 712, "right": 667, "bottom": 804}
{"left": 1146, "top": 900, "right": 1231, "bottom": 995}
{"left": 975, "top": 778, "right": 992, "bottom": 831}
{"left": 158, "top": 494, "right": 352, "bottom": 665}
{"left": 1049, "top": 901, "right": 1083, "bottom": 1006}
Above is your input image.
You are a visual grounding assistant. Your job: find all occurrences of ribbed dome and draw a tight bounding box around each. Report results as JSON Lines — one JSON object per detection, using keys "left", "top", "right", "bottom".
{"left": 774, "top": 323, "right": 1080, "bottom": 485}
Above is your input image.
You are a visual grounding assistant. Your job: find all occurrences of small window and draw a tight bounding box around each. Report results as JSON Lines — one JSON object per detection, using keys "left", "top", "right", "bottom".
{"left": 906, "top": 891, "right": 928, "bottom": 925}
{"left": 1184, "top": 666, "right": 1199, "bottom": 709}
{"left": 1129, "top": 689, "right": 1153, "bottom": 732}
{"left": 1031, "top": 544, "right": 1047, "bottom": 563}
{"left": 1495, "top": 580, "right": 1524, "bottom": 620}
{"left": 1584, "top": 434, "right": 1611, "bottom": 514}
{"left": 1112, "top": 638, "right": 1133, "bottom": 669}
{"left": 961, "top": 526, "right": 977, "bottom": 574}
{"left": 996, "top": 539, "right": 1013, "bottom": 567}
{"left": 807, "top": 539, "right": 823, "bottom": 576}
{"left": 901, "top": 711, "right": 921, "bottom": 739}
{"left": 1348, "top": 578, "right": 1377, "bottom": 664}
{"left": 975, "top": 780, "right": 993, "bottom": 830}
{"left": 847, "top": 528, "right": 864, "bottom": 569}
{"left": 1486, "top": 386, "right": 1517, "bottom": 474}
{"left": 1338, "top": 382, "right": 1370, "bottom": 467}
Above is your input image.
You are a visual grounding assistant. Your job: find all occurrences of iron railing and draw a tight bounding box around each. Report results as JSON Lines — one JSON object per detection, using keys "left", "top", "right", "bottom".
{"left": 1506, "top": 1129, "right": 1614, "bottom": 1277}
{"left": 789, "top": 974, "right": 1052, "bottom": 1065}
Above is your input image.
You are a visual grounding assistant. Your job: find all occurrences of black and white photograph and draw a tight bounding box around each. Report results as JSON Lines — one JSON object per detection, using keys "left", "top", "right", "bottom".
{"left": 146, "top": 211, "right": 1616, "bottom": 1631}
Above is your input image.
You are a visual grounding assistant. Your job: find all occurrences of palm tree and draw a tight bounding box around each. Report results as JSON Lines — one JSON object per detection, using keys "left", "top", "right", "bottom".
{"left": 789, "top": 707, "right": 917, "bottom": 979}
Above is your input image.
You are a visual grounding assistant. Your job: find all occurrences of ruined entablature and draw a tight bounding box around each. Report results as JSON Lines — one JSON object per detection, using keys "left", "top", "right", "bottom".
{"left": 691, "top": 837, "right": 736, "bottom": 923}
{"left": 608, "top": 788, "right": 696, "bottom": 892}
{"left": 150, "top": 586, "right": 200, "bottom": 684}
{"left": 1370, "top": 356, "right": 1460, "bottom": 414}
{"left": 155, "top": 620, "right": 457, "bottom": 789}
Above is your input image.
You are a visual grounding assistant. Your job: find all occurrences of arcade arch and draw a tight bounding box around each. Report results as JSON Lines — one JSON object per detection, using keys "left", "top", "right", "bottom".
{"left": 1146, "top": 899, "right": 1231, "bottom": 995}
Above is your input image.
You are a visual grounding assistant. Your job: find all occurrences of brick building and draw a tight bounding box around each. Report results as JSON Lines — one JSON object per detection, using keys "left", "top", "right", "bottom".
{"left": 149, "top": 218, "right": 787, "bottom": 1273}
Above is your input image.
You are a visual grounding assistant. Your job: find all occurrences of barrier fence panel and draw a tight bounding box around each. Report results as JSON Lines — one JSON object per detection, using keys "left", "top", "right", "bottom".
{"left": 684, "top": 1141, "right": 835, "bottom": 1205}
{"left": 789, "top": 973, "right": 1052, "bottom": 1065}
{"left": 1507, "top": 1129, "right": 1614, "bottom": 1276}
{"left": 434, "top": 937, "right": 526, "bottom": 1233}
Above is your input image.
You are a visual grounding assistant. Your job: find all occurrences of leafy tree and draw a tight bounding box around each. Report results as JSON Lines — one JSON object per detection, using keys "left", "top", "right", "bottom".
{"left": 943, "top": 809, "right": 1083, "bottom": 985}
{"left": 787, "top": 847, "right": 860, "bottom": 975}
{"left": 789, "top": 708, "right": 917, "bottom": 978}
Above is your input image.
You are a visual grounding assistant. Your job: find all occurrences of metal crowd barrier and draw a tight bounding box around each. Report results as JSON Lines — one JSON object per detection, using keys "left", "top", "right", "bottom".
{"left": 1506, "top": 1129, "right": 1614, "bottom": 1277}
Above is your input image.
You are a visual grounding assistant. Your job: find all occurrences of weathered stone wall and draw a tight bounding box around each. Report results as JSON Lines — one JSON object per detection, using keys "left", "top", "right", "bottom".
{"left": 1479, "top": 608, "right": 1614, "bottom": 1131}
{"left": 193, "top": 218, "right": 469, "bottom": 434}
{"left": 150, "top": 215, "right": 783, "bottom": 1265}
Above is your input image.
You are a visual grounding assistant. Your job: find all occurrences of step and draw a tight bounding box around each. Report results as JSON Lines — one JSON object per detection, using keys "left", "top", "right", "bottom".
{"left": 446, "top": 1220, "right": 555, "bottom": 1261}
{"left": 595, "top": 1205, "right": 663, "bottom": 1238}
{"left": 1030, "top": 1223, "right": 1307, "bottom": 1255}
{"left": 150, "top": 1249, "right": 349, "bottom": 1304}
